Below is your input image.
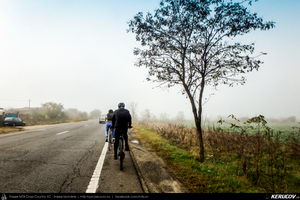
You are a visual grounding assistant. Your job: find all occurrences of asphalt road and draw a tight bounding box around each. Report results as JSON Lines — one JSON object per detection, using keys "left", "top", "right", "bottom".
{"left": 0, "top": 120, "right": 143, "bottom": 193}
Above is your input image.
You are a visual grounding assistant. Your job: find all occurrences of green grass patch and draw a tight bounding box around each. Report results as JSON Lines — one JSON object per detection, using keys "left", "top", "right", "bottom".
{"left": 134, "top": 126, "right": 264, "bottom": 193}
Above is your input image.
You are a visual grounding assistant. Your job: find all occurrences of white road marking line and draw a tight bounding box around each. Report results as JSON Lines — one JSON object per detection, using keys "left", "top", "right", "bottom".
{"left": 85, "top": 125, "right": 89, "bottom": 127}
{"left": 56, "top": 131, "right": 69, "bottom": 136}
{"left": 86, "top": 142, "right": 108, "bottom": 193}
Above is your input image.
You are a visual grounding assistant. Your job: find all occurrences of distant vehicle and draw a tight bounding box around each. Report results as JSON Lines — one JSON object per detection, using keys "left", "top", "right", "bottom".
{"left": 99, "top": 115, "right": 106, "bottom": 124}
{"left": 5, "top": 113, "right": 18, "bottom": 118}
{"left": 3, "top": 117, "right": 26, "bottom": 126}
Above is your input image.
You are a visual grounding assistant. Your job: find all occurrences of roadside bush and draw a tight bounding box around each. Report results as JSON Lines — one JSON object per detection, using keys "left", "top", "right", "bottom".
{"left": 207, "top": 115, "right": 290, "bottom": 192}
{"left": 139, "top": 115, "right": 300, "bottom": 192}
{"left": 286, "top": 127, "right": 300, "bottom": 161}
{"left": 7, "top": 102, "right": 88, "bottom": 125}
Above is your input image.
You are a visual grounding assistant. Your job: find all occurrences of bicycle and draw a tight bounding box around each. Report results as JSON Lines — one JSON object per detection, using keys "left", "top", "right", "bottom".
{"left": 115, "top": 126, "right": 132, "bottom": 171}
{"left": 107, "top": 127, "right": 114, "bottom": 151}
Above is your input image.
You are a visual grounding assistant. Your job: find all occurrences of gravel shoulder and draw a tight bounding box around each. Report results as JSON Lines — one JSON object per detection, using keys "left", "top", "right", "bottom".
{"left": 128, "top": 130, "right": 187, "bottom": 193}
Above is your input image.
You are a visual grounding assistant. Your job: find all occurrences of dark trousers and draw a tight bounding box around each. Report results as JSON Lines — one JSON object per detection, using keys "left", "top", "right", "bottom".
{"left": 114, "top": 128, "right": 129, "bottom": 155}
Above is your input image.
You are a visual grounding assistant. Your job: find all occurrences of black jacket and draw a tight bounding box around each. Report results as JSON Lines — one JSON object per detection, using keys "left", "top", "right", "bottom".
{"left": 112, "top": 108, "right": 131, "bottom": 129}
{"left": 106, "top": 112, "right": 114, "bottom": 121}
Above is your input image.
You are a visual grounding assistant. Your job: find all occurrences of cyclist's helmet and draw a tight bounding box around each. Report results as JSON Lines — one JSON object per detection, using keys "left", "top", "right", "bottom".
{"left": 108, "top": 109, "right": 113, "bottom": 113}
{"left": 118, "top": 102, "right": 125, "bottom": 108}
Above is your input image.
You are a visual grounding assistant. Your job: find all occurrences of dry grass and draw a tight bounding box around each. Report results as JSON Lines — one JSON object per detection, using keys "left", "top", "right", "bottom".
{"left": 0, "top": 126, "right": 24, "bottom": 134}
{"left": 139, "top": 122, "right": 300, "bottom": 193}
{"left": 0, "top": 119, "right": 87, "bottom": 134}
{"left": 25, "top": 119, "right": 87, "bottom": 126}
{"left": 134, "top": 125, "right": 263, "bottom": 193}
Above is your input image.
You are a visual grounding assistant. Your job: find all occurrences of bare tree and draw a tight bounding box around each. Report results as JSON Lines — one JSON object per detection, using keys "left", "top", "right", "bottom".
{"left": 128, "top": 0, "right": 274, "bottom": 162}
{"left": 141, "top": 109, "right": 152, "bottom": 123}
{"left": 89, "top": 109, "right": 102, "bottom": 119}
{"left": 66, "top": 108, "right": 89, "bottom": 121}
{"left": 42, "top": 102, "right": 65, "bottom": 120}
{"left": 128, "top": 102, "right": 138, "bottom": 121}
{"left": 159, "top": 112, "right": 170, "bottom": 122}
{"left": 175, "top": 111, "right": 185, "bottom": 124}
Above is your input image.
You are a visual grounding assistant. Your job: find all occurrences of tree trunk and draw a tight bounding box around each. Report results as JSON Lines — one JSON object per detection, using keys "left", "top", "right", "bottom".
{"left": 190, "top": 97, "right": 205, "bottom": 162}
{"left": 183, "top": 82, "right": 205, "bottom": 162}
{"left": 195, "top": 116, "right": 205, "bottom": 162}
{"left": 196, "top": 77, "right": 206, "bottom": 162}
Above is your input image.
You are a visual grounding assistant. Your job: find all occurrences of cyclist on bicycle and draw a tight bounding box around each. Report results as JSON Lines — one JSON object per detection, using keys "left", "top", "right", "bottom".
{"left": 112, "top": 102, "right": 132, "bottom": 160}
{"left": 105, "top": 109, "right": 115, "bottom": 142}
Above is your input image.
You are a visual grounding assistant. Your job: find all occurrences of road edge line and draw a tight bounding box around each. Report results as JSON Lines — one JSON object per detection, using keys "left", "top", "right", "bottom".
{"left": 86, "top": 142, "right": 108, "bottom": 193}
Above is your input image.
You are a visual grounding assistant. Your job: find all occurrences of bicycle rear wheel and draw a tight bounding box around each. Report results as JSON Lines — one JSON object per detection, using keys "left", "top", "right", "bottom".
{"left": 108, "top": 130, "right": 112, "bottom": 151}
{"left": 119, "top": 137, "right": 125, "bottom": 170}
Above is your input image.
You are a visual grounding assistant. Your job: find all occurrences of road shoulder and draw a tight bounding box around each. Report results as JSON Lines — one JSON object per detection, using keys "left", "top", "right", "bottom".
{"left": 128, "top": 130, "right": 187, "bottom": 193}
{"left": 96, "top": 143, "right": 144, "bottom": 193}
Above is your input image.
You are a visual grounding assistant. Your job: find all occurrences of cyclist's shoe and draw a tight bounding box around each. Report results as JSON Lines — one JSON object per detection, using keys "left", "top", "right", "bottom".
{"left": 125, "top": 146, "right": 130, "bottom": 151}
{"left": 114, "top": 154, "right": 118, "bottom": 160}
{"left": 105, "top": 136, "right": 108, "bottom": 142}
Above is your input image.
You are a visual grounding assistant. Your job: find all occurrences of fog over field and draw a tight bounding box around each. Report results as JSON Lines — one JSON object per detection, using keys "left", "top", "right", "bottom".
{"left": 0, "top": 0, "right": 299, "bottom": 120}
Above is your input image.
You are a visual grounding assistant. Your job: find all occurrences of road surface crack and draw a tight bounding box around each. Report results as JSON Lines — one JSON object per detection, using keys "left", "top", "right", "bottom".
{"left": 58, "top": 141, "right": 98, "bottom": 193}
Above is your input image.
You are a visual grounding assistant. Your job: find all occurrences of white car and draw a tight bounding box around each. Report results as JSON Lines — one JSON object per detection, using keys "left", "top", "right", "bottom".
{"left": 99, "top": 115, "right": 106, "bottom": 124}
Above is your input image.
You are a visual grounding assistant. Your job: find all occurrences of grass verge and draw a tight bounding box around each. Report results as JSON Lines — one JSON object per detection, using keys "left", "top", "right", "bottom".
{"left": 26, "top": 119, "right": 88, "bottom": 126}
{"left": 0, "top": 127, "right": 24, "bottom": 134}
{"left": 134, "top": 125, "right": 267, "bottom": 193}
{"left": 0, "top": 119, "right": 88, "bottom": 134}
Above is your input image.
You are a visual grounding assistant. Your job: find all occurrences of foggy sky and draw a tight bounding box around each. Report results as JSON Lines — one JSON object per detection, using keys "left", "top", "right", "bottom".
{"left": 0, "top": 0, "right": 299, "bottom": 120}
